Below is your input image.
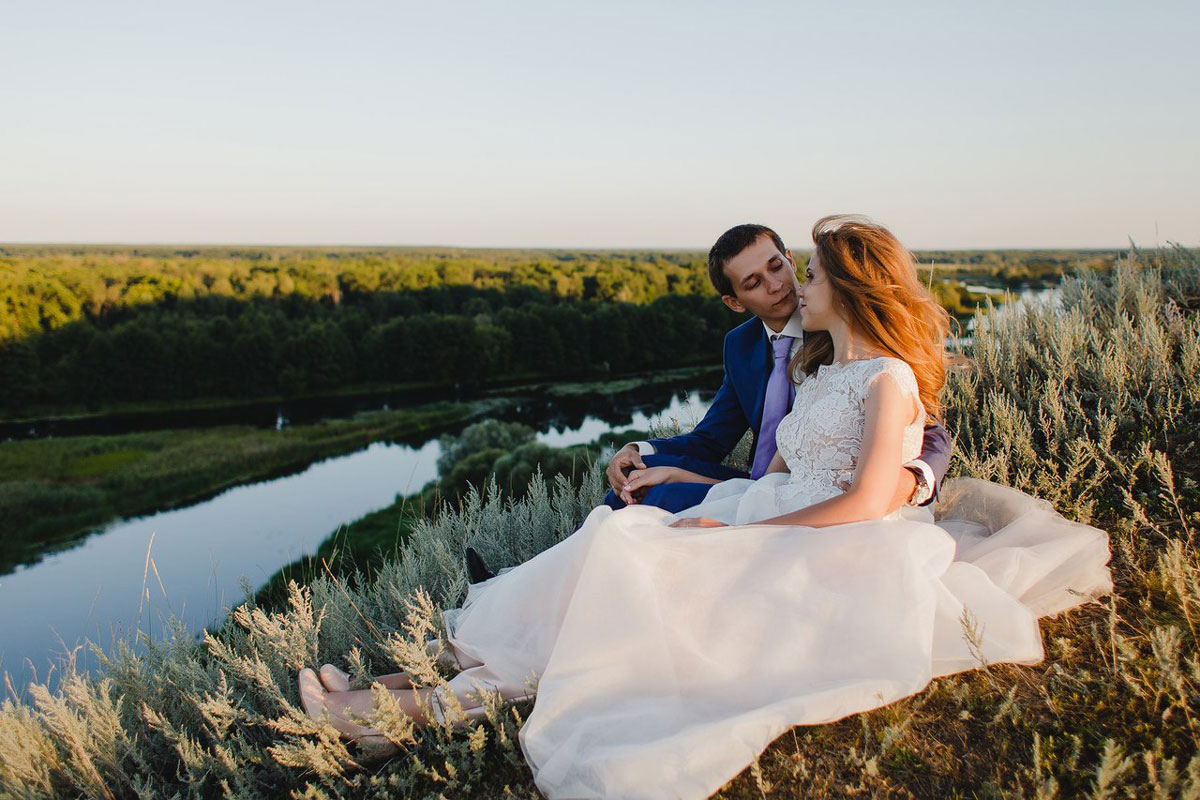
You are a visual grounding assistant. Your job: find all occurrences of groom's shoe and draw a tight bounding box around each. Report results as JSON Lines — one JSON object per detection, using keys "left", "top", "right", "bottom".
{"left": 466, "top": 547, "right": 495, "bottom": 583}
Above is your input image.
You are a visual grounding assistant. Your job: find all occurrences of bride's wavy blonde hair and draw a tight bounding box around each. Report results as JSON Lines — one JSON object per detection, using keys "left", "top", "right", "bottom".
{"left": 792, "top": 215, "right": 950, "bottom": 419}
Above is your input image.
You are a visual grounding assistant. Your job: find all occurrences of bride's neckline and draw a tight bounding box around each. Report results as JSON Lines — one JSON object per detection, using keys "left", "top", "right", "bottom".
{"left": 825, "top": 354, "right": 892, "bottom": 369}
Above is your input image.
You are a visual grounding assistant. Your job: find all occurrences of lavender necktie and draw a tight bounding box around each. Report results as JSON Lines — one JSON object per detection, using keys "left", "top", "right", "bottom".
{"left": 750, "top": 335, "right": 795, "bottom": 479}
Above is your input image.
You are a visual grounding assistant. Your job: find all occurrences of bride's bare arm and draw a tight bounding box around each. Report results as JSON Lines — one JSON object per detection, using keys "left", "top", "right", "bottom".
{"left": 757, "top": 375, "right": 917, "bottom": 527}
{"left": 765, "top": 451, "right": 788, "bottom": 474}
{"left": 620, "top": 466, "right": 723, "bottom": 502}
{"left": 669, "top": 468, "right": 724, "bottom": 484}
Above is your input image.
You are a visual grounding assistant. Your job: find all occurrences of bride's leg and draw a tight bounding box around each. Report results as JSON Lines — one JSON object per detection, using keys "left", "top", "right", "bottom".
{"left": 318, "top": 639, "right": 485, "bottom": 692}
{"left": 300, "top": 668, "right": 436, "bottom": 735}
{"left": 439, "top": 664, "right": 536, "bottom": 709}
{"left": 319, "top": 664, "right": 410, "bottom": 692}
{"left": 301, "top": 667, "right": 521, "bottom": 737}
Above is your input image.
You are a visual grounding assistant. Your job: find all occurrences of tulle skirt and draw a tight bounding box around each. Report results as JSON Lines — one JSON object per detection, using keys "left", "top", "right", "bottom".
{"left": 443, "top": 478, "right": 1112, "bottom": 800}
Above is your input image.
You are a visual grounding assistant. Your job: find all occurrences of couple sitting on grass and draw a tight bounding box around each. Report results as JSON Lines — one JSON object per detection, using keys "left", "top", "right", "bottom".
{"left": 299, "top": 216, "right": 1113, "bottom": 800}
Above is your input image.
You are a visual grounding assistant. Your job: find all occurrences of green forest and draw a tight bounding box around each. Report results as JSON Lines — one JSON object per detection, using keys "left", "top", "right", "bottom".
{"left": 0, "top": 245, "right": 1116, "bottom": 417}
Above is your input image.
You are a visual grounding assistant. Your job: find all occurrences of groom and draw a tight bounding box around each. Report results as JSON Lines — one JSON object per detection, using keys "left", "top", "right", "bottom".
{"left": 603, "top": 223, "right": 951, "bottom": 513}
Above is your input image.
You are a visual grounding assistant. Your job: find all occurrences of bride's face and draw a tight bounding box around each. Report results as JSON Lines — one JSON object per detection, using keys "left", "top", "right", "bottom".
{"left": 797, "top": 251, "right": 839, "bottom": 331}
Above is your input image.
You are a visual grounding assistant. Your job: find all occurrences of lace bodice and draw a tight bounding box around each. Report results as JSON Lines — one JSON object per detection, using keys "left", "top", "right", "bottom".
{"left": 773, "top": 357, "right": 925, "bottom": 505}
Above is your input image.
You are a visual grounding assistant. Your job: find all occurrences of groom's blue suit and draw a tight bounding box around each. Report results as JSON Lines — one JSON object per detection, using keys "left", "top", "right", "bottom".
{"left": 603, "top": 316, "right": 953, "bottom": 513}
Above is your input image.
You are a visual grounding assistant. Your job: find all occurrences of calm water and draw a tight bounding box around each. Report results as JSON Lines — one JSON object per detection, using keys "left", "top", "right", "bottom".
{"left": 956, "top": 286, "right": 1061, "bottom": 347}
{"left": 0, "top": 390, "right": 711, "bottom": 694}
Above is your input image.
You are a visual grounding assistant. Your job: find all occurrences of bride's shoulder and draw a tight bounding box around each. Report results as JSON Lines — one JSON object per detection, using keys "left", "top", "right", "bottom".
{"left": 862, "top": 357, "right": 918, "bottom": 397}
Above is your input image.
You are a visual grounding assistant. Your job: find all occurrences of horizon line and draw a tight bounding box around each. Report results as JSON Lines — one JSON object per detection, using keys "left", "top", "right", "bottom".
{"left": 0, "top": 240, "right": 1159, "bottom": 253}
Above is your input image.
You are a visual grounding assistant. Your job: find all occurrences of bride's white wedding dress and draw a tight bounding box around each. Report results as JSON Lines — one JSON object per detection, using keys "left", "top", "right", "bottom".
{"left": 442, "top": 358, "right": 1112, "bottom": 800}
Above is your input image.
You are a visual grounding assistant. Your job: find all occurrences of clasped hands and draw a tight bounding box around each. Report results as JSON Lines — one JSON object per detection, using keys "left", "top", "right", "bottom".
{"left": 607, "top": 445, "right": 727, "bottom": 529}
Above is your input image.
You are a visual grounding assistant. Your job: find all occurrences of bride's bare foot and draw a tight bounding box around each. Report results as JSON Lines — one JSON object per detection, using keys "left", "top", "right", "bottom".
{"left": 319, "top": 663, "right": 414, "bottom": 693}
{"left": 299, "top": 667, "right": 386, "bottom": 741}
{"left": 318, "top": 664, "right": 352, "bottom": 692}
{"left": 298, "top": 668, "right": 328, "bottom": 720}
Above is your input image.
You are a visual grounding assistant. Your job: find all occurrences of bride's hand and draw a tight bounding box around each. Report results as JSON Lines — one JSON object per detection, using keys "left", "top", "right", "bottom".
{"left": 621, "top": 466, "right": 678, "bottom": 504}
{"left": 668, "top": 517, "right": 728, "bottom": 529}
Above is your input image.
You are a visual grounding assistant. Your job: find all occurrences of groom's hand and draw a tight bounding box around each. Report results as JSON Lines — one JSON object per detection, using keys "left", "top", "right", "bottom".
{"left": 607, "top": 444, "right": 647, "bottom": 499}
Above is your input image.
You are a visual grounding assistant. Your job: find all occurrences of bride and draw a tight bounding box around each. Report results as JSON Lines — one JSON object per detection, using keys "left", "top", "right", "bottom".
{"left": 299, "top": 216, "right": 1113, "bottom": 800}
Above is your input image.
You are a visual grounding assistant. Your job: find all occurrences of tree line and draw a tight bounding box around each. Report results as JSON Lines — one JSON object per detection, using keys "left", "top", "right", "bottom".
{"left": 0, "top": 246, "right": 717, "bottom": 343}
{"left": 0, "top": 287, "right": 737, "bottom": 413}
{"left": 0, "top": 245, "right": 1115, "bottom": 415}
{"left": 0, "top": 245, "right": 1116, "bottom": 343}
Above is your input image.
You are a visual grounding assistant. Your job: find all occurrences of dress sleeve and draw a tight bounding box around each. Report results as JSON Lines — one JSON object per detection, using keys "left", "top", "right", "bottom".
{"left": 867, "top": 359, "right": 922, "bottom": 414}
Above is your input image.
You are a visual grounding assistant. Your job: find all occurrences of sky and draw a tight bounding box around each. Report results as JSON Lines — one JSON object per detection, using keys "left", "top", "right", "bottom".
{"left": 1, "top": 0, "right": 1197, "bottom": 249}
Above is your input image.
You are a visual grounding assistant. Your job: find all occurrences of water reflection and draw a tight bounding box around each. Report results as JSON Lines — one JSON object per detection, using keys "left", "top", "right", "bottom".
{"left": 1, "top": 367, "right": 722, "bottom": 442}
{"left": 537, "top": 392, "right": 709, "bottom": 448}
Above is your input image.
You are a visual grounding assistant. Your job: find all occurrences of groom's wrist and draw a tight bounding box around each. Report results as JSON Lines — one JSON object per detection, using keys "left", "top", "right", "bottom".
{"left": 903, "top": 459, "right": 935, "bottom": 506}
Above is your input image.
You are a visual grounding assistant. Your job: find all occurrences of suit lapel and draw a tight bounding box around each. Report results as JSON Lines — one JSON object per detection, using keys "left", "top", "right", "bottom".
{"left": 748, "top": 330, "right": 772, "bottom": 435}
{"left": 726, "top": 319, "right": 774, "bottom": 458}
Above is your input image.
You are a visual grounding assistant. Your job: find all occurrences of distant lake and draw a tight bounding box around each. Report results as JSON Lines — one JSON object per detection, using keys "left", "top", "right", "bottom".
{"left": 956, "top": 286, "right": 1060, "bottom": 347}
{"left": 0, "top": 384, "right": 714, "bottom": 695}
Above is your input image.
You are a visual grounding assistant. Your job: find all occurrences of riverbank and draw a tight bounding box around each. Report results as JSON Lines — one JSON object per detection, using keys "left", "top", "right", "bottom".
{"left": 0, "top": 400, "right": 496, "bottom": 575}
{"left": 0, "top": 362, "right": 722, "bottom": 438}
{"left": 251, "top": 423, "right": 652, "bottom": 610}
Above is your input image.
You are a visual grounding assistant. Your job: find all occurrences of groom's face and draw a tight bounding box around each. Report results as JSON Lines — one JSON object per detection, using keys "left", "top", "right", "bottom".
{"left": 719, "top": 234, "right": 800, "bottom": 326}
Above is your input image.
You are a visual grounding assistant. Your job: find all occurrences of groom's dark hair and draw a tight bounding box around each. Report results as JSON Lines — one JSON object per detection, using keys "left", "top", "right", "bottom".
{"left": 707, "top": 224, "right": 787, "bottom": 297}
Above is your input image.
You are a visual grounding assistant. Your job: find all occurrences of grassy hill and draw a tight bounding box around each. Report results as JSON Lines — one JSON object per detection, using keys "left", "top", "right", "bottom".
{"left": 0, "top": 244, "right": 1192, "bottom": 799}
